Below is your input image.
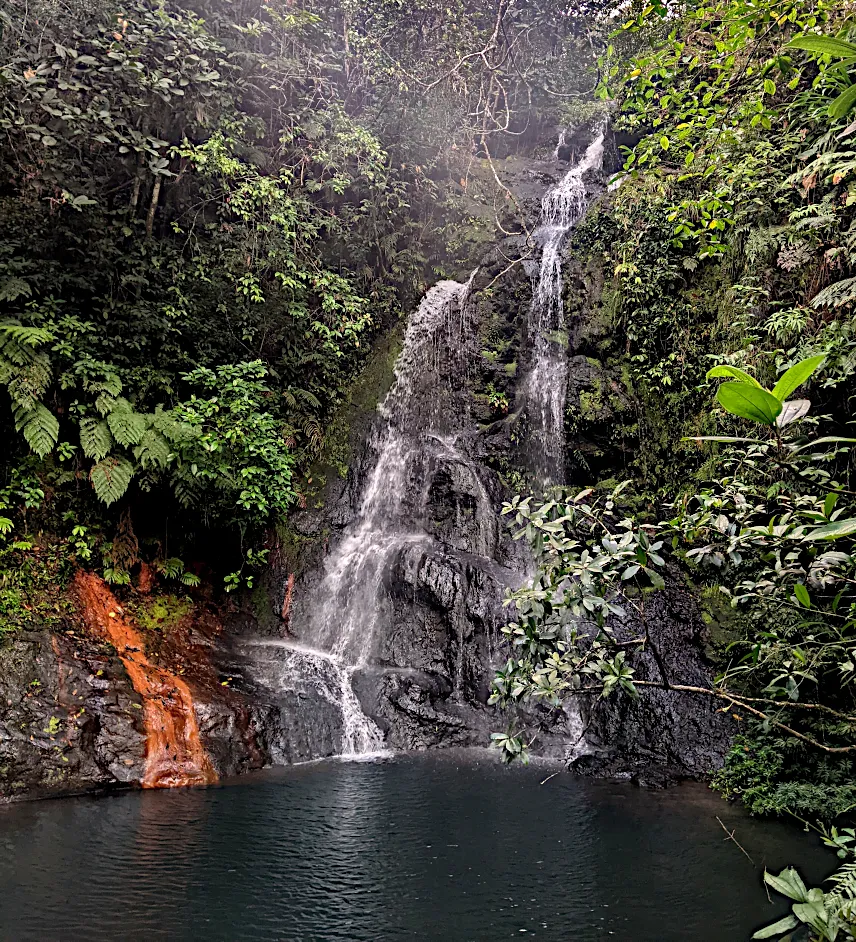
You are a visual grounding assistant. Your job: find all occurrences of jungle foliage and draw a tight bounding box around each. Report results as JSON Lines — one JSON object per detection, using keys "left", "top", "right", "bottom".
{"left": 0, "top": 0, "right": 598, "bottom": 592}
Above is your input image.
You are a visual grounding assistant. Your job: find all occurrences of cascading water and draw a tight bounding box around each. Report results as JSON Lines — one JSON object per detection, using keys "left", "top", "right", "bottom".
{"left": 248, "top": 276, "right": 478, "bottom": 757}
{"left": 523, "top": 130, "right": 605, "bottom": 484}
{"left": 242, "top": 130, "right": 608, "bottom": 766}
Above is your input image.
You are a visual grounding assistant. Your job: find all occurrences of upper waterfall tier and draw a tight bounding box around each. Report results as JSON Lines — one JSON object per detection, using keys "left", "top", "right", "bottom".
{"left": 523, "top": 130, "right": 605, "bottom": 484}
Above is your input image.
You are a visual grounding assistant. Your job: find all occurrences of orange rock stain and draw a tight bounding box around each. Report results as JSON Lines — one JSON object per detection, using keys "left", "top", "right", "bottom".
{"left": 73, "top": 571, "right": 217, "bottom": 789}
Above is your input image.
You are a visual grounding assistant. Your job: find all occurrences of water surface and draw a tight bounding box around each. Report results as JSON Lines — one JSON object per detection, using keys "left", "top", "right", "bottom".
{"left": 0, "top": 752, "right": 832, "bottom": 941}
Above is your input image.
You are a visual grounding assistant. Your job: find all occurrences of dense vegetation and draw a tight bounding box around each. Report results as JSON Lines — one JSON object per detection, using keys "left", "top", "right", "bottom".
{"left": 0, "top": 0, "right": 597, "bottom": 604}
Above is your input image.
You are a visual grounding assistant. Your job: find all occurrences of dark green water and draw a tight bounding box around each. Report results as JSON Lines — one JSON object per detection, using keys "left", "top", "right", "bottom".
{"left": 0, "top": 752, "right": 832, "bottom": 941}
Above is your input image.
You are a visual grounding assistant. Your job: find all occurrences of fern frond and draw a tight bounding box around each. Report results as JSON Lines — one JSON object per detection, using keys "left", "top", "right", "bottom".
{"left": 90, "top": 456, "right": 135, "bottom": 506}
{"left": 4, "top": 350, "right": 53, "bottom": 411}
{"left": 283, "top": 387, "right": 322, "bottom": 410}
{"left": 106, "top": 398, "right": 148, "bottom": 446}
{"left": 152, "top": 405, "right": 199, "bottom": 444}
{"left": 0, "top": 322, "right": 54, "bottom": 346}
{"left": 812, "top": 276, "right": 856, "bottom": 309}
{"left": 134, "top": 428, "right": 172, "bottom": 469}
{"left": 14, "top": 403, "right": 59, "bottom": 457}
{"left": 80, "top": 417, "right": 114, "bottom": 460}
{"left": 302, "top": 418, "right": 324, "bottom": 451}
{"left": 171, "top": 465, "right": 202, "bottom": 507}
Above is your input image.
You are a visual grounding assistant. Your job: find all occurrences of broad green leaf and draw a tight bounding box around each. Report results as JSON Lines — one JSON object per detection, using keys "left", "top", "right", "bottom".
{"left": 831, "top": 83, "right": 856, "bottom": 120}
{"left": 646, "top": 569, "right": 666, "bottom": 590}
{"left": 772, "top": 356, "right": 826, "bottom": 402}
{"left": 706, "top": 365, "right": 764, "bottom": 387}
{"left": 794, "top": 583, "right": 811, "bottom": 608}
{"left": 752, "top": 914, "right": 799, "bottom": 939}
{"left": 717, "top": 383, "right": 783, "bottom": 426}
{"left": 804, "top": 518, "right": 856, "bottom": 541}
{"left": 792, "top": 900, "right": 828, "bottom": 927}
{"left": 787, "top": 35, "right": 856, "bottom": 58}
{"left": 764, "top": 868, "right": 809, "bottom": 903}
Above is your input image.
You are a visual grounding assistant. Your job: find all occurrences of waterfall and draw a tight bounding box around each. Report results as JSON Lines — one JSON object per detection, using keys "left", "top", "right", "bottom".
{"left": 248, "top": 276, "right": 477, "bottom": 758}
{"left": 523, "top": 130, "right": 605, "bottom": 484}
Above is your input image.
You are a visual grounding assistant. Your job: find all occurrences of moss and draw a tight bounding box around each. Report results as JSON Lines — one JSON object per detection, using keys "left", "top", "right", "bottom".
{"left": 311, "top": 322, "right": 404, "bottom": 489}
{"left": 273, "top": 521, "right": 318, "bottom": 577}
{"left": 132, "top": 595, "right": 193, "bottom": 636}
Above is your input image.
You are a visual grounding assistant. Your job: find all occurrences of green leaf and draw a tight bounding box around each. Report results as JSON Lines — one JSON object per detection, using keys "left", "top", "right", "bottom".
{"left": 717, "top": 383, "right": 783, "bottom": 425}
{"left": 107, "top": 400, "right": 148, "bottom": 447}
{"left": 803, "top": 518, "right": 856, "bottom": 541}
{"left": 831, "top": 83, "right": 856, "bottom": 120}
{"left": 134, "top": 429, "right": 171, "bottom": 469}
{"left": 706, "top": 365, "right": 764, "bottom": 388}
{"left": 794, "top": 436, "right": 856, "bottom": 453}
{"left": 787, "top": 35, "right": 856, "bottom": 58}
{"left": 90, "top": 456, "right": 135, "bottom": 506}
{"left": 764, "top": 78, "right": 777, "bottom": 95}
{"left": 764, "top": 868, "right": 809, "bottom": 903}
{"left": 14, "top": 403, "right": 59, "bottom": 457}
{"left": 771, "top": 356, "right": 826, "bottom": 402}
{"left": 752, "top": 914, "right": 799, "bottom": 939}
{"left": 646, "top": 569, "right": 666, "bottom": 590}
{"left": 794, "top": 583, "right": 811, "bottom": 608}
{"left": 80, "top": 418, "right": 113, "bottom": 461}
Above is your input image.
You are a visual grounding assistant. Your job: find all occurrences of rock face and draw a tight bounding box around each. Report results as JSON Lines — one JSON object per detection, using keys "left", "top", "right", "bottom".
{"left": 573, "top": 583, "right": 732, "bottom": 783}
{"left": 234, "top": 123, "right": 731, "bottom": 779}
{"left": 0, "top": 629, "right": 146, "bottom": 799}
{"left": 0, "top": 579, "right": 269, "bottom": 802}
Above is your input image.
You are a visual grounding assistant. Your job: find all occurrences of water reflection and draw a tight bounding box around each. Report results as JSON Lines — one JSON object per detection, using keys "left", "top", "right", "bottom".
{"left": 0, "top": 752, "right": 834, "bottom": 941}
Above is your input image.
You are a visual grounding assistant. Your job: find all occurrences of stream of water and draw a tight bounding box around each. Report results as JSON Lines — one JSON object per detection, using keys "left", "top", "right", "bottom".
{"left": 0, "top": 753, "right": 832, "bottom": 941}
{"left": 245, "top": 276, "right": 480, "bottom": 756}
{"left": 523, "top": 130, "right": 605, "bottom": 483}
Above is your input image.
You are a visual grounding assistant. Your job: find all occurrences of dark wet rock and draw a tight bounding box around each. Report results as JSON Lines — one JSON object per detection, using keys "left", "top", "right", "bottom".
{"left": 0, "top": 603, "right": 274, "bottom": 802}
{"left": 0, "top": 630, "right": 145, "bottom": 800}
{"left": 572, "top": 582, "right": 732, "bottom": 779}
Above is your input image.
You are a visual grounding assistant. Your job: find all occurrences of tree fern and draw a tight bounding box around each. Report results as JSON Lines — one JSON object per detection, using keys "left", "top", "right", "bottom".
{"left": 80, "top": 417, "right": 114, "bottom": 460}
{"left": 171, "top": 464, "right": 202, "bottom": 507}
{"left": 106, "top": 398, "right": 148, "bottom": 446}
{"left": 90, "top": 456, "right": 135, "bottom": 506}
{"left": 827, "top": 861, "right": 856, "bottom": 920}
{"left": 0, "top": 324, "right": 53, "bottom": 412}
{"left": 14, "top": 403, "right": 59, "bottom": 457}
{"left": 282, "top": 387, "right": 322, "bottom": 410}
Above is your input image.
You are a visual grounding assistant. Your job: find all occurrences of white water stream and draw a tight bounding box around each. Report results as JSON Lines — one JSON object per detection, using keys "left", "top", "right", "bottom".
{"left": 250, "top": 277, "right": 477, "bottom": 757}
{"left": 523, "top": 130, "right": 605, "bottom": 483}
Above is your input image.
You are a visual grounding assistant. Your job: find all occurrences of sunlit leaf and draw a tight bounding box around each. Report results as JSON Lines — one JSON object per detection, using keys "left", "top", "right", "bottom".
{"left": 717, "top": 383, "right": 782, "bottom": 426}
